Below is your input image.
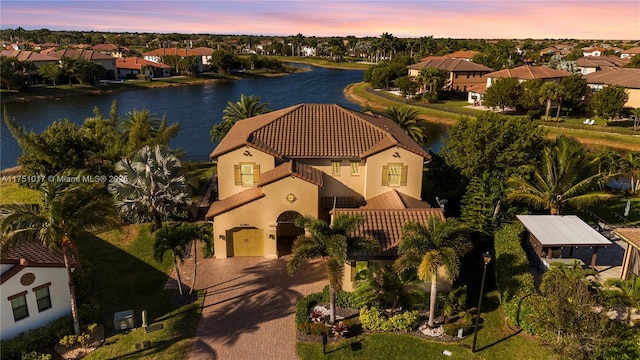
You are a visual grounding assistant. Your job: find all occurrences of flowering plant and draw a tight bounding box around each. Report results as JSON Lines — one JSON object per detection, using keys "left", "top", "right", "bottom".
{"left": 332, "top": 321, "right": 348, "bottom": 337}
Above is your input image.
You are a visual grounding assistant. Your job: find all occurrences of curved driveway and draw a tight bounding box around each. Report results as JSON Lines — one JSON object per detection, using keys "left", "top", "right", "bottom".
{"left": 187, "top": 256, "right": 327, "bottom": 360}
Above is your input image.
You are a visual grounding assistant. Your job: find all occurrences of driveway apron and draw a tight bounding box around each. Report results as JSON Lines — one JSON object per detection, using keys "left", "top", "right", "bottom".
{"left": 187, "top": 256, "right": 327, "bottom": 360}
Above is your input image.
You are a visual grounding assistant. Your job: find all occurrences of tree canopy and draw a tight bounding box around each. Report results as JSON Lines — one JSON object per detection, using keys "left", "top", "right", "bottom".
{"left": 483, "top": 77, "right": 523, "bottom": 111}
{"left": 590, "top": 85, "right": 629, "bottom": 121}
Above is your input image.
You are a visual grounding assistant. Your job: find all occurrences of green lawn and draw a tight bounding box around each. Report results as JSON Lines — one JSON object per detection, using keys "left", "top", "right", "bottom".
{"left": 269, "top": 55, "right": 372, "bottom": 70}
{"left": 0, "top": 182, "right": 40, "bottom": 204}
{"left": 76, "top": 223, "right": 203, "bottom": 360}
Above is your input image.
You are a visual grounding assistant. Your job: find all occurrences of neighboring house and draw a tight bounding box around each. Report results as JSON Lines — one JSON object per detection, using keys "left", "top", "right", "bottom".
{"left": 189, "top": 47, "right": 214, "bottom": 69}
{"left": 583, "top": 68, "right": 640, "bottom": 108}
{"left": 141, "top": 47, "right": 205, "bottom": 72}
{"left": 576, "top": 56, "right": 629, "bottom": 75}
{"left": 582, "top": 47, "right": 606, "bottom": 57}
{"left": 48, "top": 48, "right": 117, "bottom": 79}
{"left": 441, "top": 50, "right": 481, "bottom": 62}
{"left": 468, "top": 65, "right": 571, "bottom": 105}
{"left": 205, "top": 103, "right": 445, "bottom": 291}
{"left": 116, "top": 57, "right": 172, "bottom": 78}
{"left": 0, "top": 243, "right": 73, "bottom": 340}
{"left": 407, "top": 57, "right": 493, "bottom": 92}
{"left": 0, "top": 50, "right": 59, "bottom": 77}
{"left": 621, "top": 47, "right": 640, "bottom": 59}
{"left": 91, "top": 43, "right": 130, "bottom": 58}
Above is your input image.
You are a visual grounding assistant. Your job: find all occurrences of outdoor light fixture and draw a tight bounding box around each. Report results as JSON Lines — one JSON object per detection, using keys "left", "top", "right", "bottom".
{"left": 219, "top": 235, "right": 225, "bottom": 240}
{"left": 472, "top": 252, "right": 493, "bottom": 353}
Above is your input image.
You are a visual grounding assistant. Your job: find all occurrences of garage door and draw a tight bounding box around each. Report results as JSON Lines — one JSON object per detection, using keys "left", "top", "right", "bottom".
{"left": 232, "top": 229, "right": 264, "bottom": 256}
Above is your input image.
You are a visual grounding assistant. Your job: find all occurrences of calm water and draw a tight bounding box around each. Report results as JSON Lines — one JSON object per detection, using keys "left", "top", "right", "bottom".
{"left": 1, "top": 64, "right": 446, "bottom": 169}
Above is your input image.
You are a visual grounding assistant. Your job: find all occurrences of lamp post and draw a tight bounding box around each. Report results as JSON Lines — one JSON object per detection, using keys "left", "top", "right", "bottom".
{"left": 472, "top": 252, "right": 492, "bottom": 353}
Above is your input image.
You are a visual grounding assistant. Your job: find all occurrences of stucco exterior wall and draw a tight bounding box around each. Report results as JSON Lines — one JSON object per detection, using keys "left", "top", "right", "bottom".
{"left": 301, "top": 159, "right": 365, "bottom": 199}
{"left": 1, "top": 266, "right": 71, "bottom": 340}
{"left": 341, "top": 261, "right": 452, "bottom": 293}
{"left": 212, "top": 177, "right": 320, "bottom": 258}
{"left": 363, "top": 147, "right": 424, "bottom": 200}
{"left": 216, "top": 147, "right": 275, "bottom": 199}
{"left": 627, "top": 88, "right": 640, "bottom": 108}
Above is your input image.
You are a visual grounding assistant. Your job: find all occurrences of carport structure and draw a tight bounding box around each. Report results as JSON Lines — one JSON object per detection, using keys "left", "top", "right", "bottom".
{"left": 517, "top": 215, "right": 612, "bottom": 268}
{"left": 615, "top": 228, "right": 640, "bottom": 280}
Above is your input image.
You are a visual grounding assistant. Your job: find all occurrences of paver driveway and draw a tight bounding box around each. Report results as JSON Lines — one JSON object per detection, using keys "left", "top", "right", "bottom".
{"left": 187, "top": 256, "right": 327, "bottom": 360}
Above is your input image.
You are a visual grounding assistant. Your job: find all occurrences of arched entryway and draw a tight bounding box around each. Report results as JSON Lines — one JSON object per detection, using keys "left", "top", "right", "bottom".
{"left": 276, "top": 211, "right": 304, "bottom": 257}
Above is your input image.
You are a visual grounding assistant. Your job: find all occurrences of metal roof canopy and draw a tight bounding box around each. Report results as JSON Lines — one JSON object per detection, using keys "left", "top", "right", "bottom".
{"left": 516, "top": 215, "right": 612, "bottom": 247}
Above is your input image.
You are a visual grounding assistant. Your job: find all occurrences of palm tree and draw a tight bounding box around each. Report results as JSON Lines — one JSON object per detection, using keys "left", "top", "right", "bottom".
{"left": 119, "top": 108, "right": 180, "bottom": 155}
{"left": 590, "top": 147, "right": 622, "bottom": 175}
{"left": 108, "top": 145, "right": 191, "bottom": 231}
{"left": 507, "top": 136, "right": 616, "bottom": 215}
{"left": 394, "top": 217, "right": 472, "bottom": 327}
{"left": 0, "top": 176, "right": 121, "bottom": 335}
{"left": 620, "top": 151, "right": 640, "bottom": 193}
{"left": 539, "top": 82, "right": 559, "bottom": 119}
{"left": 210, "top": 94, "right": 271, "bottom": 143}
{"left": 601, "top": 277, "right": 640, "bottom": 324}
{"left": 385, "top": 106, "right": 429, "bottom": 145}
{"left": 287, "top": 214, "right": 378, "bottom": 323}
{"left": 153, "top": 222, "right": 202, "bottom": 297}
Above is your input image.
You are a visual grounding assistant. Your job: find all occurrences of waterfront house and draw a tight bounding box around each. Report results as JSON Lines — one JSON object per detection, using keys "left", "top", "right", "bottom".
{"left": 584, "top": 68, "right": 640, "bottom": 108}
{"left": 407, "top": 57, "right": 493, "bottom": 93}
{"left": 47, "top": 48, "right": 117, "bottom": 79}
{"left": 116, "top": 57, "right": 172, "bottom": 79}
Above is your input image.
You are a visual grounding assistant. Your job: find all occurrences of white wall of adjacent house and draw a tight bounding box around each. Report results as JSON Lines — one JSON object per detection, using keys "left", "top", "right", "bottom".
{"left": 1, "top": 266, "right": 71, "bottom": 340}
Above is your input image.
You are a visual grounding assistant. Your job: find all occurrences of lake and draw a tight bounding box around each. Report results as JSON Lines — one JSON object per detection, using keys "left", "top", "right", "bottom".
{"left": 1, "top": 64, "right": 447, "bottom": 169}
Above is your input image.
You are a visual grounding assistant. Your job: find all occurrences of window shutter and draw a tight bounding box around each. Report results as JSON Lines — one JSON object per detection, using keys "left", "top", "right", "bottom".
{"left": 234, "top": 165, "right": 241, "bottom": 185}
{"left": 381, "top": 165, "right": 389, "bottom": 186}
{"left": 400, "top": 165, "right": 408, "bottom": 186}
{"left": 253, "top": 164, "right": 260, "bottom": 183}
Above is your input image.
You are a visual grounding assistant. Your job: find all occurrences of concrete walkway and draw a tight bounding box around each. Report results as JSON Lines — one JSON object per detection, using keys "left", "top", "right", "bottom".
{"left": 179, "top": 254, "right": 327, "bottom": 360}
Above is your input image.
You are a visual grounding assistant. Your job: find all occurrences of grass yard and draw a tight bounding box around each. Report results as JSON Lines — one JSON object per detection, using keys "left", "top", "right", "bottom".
{"left": 0, "top": 182, "right": 40, "bottom": 204}
{"left": 270, "top": 56, "right": 372, "bottom": 70}
{"left": 573, "top": 196, "right": 640, "bottom": 226}
{"left": 76, "top": 223, "right": 203, "bottom": 360}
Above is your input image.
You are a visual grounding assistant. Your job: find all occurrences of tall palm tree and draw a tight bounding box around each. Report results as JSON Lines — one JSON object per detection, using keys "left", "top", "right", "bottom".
{"left": 210, "top": 94, "right": 271, "bottom": 143}
{"left": 153, "top": 222, "right": 203, "bottom": 297}
{"left": 385, "top": 106, "right": 428, "bottom": 145}
{"left": 590, "top": 147, "right": 622, "bottom": 175}
{"left": 0, "top": 176, "right": 121, "bottom": 335}
{"left": 287, "top": 214, "right": 378, "bottom": 323}
{"left": 539, "top": 82, "right": 559, "bottom": 119}
{"left": 394, "top": 217, "right": 472, "bottom": 327}
{"left": 507, "top": 136, "right": 616, "bottom": 215}
{"left": 620, "top": 151, "right": 640, "bottom": 193}
{"left": 602, "top": 277, "right": 640, "bottom": 325}
{"left": 109, "top": 145, "right": 191, "bottom": 231}
{"left": 119, "top": 108, "right": 180, "bottom": 155}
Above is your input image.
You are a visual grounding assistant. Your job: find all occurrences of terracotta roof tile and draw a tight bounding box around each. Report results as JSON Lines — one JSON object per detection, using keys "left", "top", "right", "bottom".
{"left": 0, "top": 50, "right": 57, "bottom": 62}
{"left": 486, "top": 65, "right": 571, "bottom": 80}
{"left": 205, "top": 187, "right": 265, "bottom": 219}
{"left": 142, "top": 47, "right": 203, "bottom": 57}
{"left": 1, "top": 242, "right": 66, "bottom": 265}
{"left": 360, "top": 190, "right": 431, "bottom": 209}
{"left": 576, "top": 56, "right": 629, "bottom": 68}
{"left": 333, "top": 208, "right": 445, "bottom": 257}
{"left": 408, "top": 58, "right": 493, "bottom": 72}
{"left": 211, "top": 104, "right": 429, "bottom": 161}
{"left": 584, "top": 68, "right": 640, "bottom": 89}
{"left": 616, "top": 228, "right": 640, "bottom": 250}
{"left": 116, "top": 57, "right": 171, "bottom": 70}
{"left": 258, "top": 160, "right": 324, "bottom": 188}
{"left": 48, "top": 48, "right": 115, "bottom": 61}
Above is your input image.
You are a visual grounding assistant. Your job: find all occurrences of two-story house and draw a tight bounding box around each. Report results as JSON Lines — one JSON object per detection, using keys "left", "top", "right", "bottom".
{"left": 205, "top": 103, "right": 448, "bottom": 291}
{"left": 47, "top": 48, "right": 117, "bottom": 79}
{"left": 407, "top": 57, "right": 493, "bottom": 93}
{"left": 141, "top": 47, "right": 206, "bottom": 73}
{"left": 1, "top": 243, "right": 73, "bottom": 340}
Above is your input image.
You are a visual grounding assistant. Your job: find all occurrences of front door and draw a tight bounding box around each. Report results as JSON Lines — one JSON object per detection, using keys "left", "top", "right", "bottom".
{"left": 232, "top": 229, "right": 264, "bottom": 256}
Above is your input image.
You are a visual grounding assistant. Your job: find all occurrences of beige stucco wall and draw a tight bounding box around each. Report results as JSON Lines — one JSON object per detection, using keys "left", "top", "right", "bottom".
{"left": 342, "top": 261, "right": 452, "bottom": 293}
{"left": 627, "top": 88, "right": 640, "bottom": 108}
{"left": 1, "top": 267, "right": 71, "bottom": 340}
{"left": 300, "top": 159, "right": 366, "bottom": 200}
{"left": 212, "top": 176, "right": 320, "bottom": 258}
{"left": 216, "top": 147, "right": 275, "bottom": 199}
{"left": 363, "top": 147, "right": 424, "bottom": 200}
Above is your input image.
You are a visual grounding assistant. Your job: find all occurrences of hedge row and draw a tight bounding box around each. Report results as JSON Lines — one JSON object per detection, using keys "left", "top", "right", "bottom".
{"left": 0, "top": 316, "right": 73, "bottom": 360}
{"left": 493, "top": 223, "right": 537, "bottom": 333}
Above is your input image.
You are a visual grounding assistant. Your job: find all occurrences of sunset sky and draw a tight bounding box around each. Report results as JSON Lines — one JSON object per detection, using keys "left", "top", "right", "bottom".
{"left": 1, "top": 0, "right": 638, "bottom": 40}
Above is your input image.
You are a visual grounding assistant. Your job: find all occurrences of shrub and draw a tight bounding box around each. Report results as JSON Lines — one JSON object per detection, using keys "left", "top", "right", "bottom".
{"left": 1, "top": 316, "right": 73, "bottom": 360}
{"left": 359, "top": 306, "right": 420, "bottom": 332}
{"left": 322, "top": 285, "right": 358, "bottom": 308}
{"left": 494, "top": 223, "right": 536, "bottom": 332}
{"left": 297, "top": 321, "right": 328, "bottom": 336}
{"left": 295, "top": 292, "right": 325, "bottom": 326}
{"left": 20, "top": 352, "right": 51, "bottom": 360}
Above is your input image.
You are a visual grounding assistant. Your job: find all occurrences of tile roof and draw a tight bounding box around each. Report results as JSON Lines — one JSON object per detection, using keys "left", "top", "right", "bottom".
{"left": 616, "top": 228, "right": 640, "bottom": 250}
{"left": 333, "top": 208, "right": 445, "bottom": 257}
{"left": 205, "top": 187, "right": 265, "bottom": 219}
{"left": 142, "top": 47, "right": 204, "bottom": 57}
{"left": 622, "top": 47, "right": 640, "bottom": 55}
{"left": 48, "top": 48, "right": 115, "bottom": 61}
{"left": 486, "top": 65, "right": 571, "bottom": 80}
{"left": 359, "top": 189, "right": 431, "bottom": 209}
{"left": 408, "top": 58, "right": 493, "bottom": 72}
{"left": 116, "top": 57, "right": 171, "bottom": 70}
{"left": 0, "top": 50, "right": 57, "bottom": 62}
{"left": 258, "top": 160, "right": 324, "bottom": 188}
{"left": 584, "top": 68, "right": 640, "bottom": 89}
{"left": 576, "top": 56, "right": 629, "bottom": 68}
{"left": 210, "top": 104, "right": 429, "bottom": 161}
{"left": 445, "top": 50, "right": 482, "bottom": 60}
{"left": 189, "top": 47, "right": 214, "bottom": 55}
{"left": 1, "top": 242, "right": 70, "bottom": 284}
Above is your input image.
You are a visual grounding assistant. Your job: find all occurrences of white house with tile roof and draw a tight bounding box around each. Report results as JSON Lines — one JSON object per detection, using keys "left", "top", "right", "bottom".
{"left": 1, "top": 243, "right": 73, "bottom": 340}
{"left": 206, "top": 104, "right": 446, "bottom": 290}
